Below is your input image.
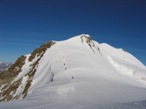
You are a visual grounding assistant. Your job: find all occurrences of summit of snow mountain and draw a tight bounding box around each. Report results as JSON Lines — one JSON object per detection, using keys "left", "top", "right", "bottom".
{"left": 0, "top": 34, "right": 146, "bottom": 109}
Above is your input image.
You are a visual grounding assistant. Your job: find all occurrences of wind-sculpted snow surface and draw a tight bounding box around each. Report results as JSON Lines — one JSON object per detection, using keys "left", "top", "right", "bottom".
{"left": 0, "top": 34, "right": 146, "bottom": 109}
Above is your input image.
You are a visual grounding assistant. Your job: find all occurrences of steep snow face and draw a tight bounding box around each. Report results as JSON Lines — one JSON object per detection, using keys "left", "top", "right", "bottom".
{"left": 0, "top": 34, "right": 146, "bottom": 109}
{"left": 99, "top": 43, "right": 146, "bottom": 85}
{"left": 100, "top": 43, "right": 146, "bottom": 69}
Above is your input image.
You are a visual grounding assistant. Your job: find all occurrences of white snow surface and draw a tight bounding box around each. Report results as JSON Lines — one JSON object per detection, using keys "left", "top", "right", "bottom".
{"left": 1, "top": 34, "right": 146, "bottom": 109}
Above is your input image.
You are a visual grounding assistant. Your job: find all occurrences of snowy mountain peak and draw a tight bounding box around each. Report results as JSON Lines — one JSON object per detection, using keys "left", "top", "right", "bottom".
{"left": 0, "top": 34, "right": 146, "bottom": 109}
{"left": 69, "top": 34, "right": 91, "bottom": 39}
{"left": 65, "top": 34, "right": 92, "bottom": 43}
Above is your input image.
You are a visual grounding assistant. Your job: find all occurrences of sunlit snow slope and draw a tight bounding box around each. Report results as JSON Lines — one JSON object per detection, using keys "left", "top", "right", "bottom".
{"left": 0, "top": 34, "right": 146, "bottom": 109}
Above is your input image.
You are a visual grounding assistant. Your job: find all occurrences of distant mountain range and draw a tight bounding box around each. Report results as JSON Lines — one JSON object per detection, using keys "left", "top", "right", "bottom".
{"left": 0, "top": 62, "right": 12, "bottom": 72}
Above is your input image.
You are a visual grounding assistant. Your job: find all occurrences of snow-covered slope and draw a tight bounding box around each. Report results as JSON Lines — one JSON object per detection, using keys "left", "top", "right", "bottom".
{"left": 0, "top": 34, "right": 146, "bottom": 109}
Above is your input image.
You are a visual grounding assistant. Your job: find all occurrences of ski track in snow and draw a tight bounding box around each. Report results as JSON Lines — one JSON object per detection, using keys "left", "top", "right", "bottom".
{"left": 57, "top": 42, "right": 68, "bottom": 71}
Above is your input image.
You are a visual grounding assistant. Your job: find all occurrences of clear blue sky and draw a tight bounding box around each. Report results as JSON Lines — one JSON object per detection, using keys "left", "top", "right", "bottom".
{"left": 0, "top": 0, "right": 146, "bottom": 65}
